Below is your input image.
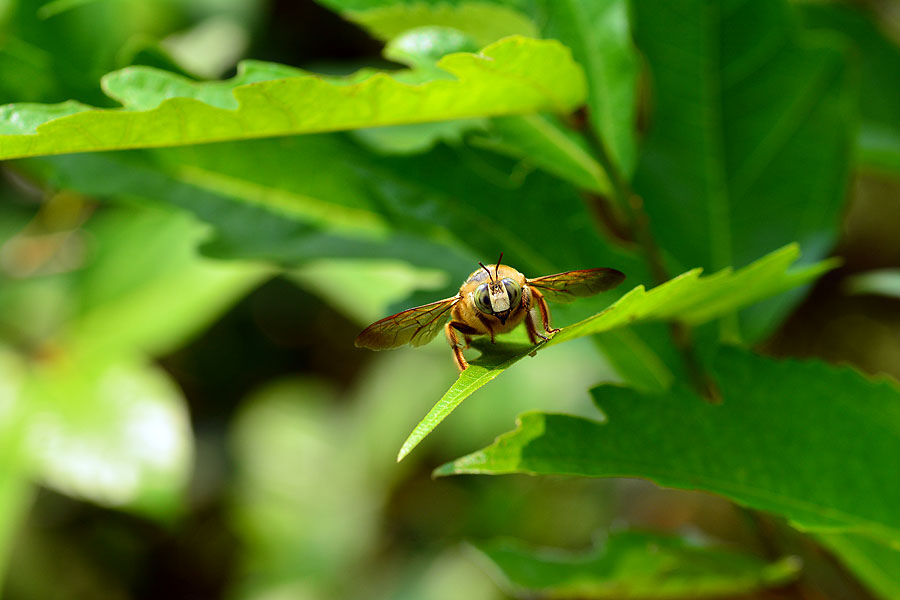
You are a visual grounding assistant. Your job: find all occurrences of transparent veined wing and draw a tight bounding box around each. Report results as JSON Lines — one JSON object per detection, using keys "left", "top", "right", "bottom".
{"left": 527, "top": 268, "right": 625, "bottom": 303}
{"left": 354, "top": 296, "right": 460, "bottom": 349}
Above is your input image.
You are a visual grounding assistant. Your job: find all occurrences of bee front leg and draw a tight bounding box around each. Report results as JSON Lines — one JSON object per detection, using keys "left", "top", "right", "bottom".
{"left": 530, "top": 287, "right": 560, "bottom": 335}
{"left": 445, "top": 322, "right": 469, "bottom": 371}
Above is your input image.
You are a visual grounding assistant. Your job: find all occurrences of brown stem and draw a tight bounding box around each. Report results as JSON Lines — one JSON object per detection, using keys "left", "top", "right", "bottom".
{"left": 583, "top": 121, "right": 720, "bottom": 402}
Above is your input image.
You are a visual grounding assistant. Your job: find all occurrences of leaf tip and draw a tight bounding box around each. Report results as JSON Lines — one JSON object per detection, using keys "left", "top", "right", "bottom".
{"left": 431, "top": 461, "right": 455, "bottom": 477}
{"left": 397, "top": 436, "right": 417, "bottom": 462}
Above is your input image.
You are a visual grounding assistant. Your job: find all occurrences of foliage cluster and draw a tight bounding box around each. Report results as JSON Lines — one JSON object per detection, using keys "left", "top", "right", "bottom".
{"left": 1, "top": 0, "right": 900, "bottom": 598}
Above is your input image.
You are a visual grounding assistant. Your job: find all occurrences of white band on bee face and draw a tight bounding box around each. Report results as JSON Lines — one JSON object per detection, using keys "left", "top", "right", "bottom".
{"left": 489, "top": 287, "right": 510, "bottom": 312}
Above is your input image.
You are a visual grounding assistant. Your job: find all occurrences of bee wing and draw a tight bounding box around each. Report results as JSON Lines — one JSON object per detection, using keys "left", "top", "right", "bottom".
{"left": 527, "top": 268, "right": 625, "bottom": 303}
{"left": 354, "top": 296, "right": 461, "bottom": 350}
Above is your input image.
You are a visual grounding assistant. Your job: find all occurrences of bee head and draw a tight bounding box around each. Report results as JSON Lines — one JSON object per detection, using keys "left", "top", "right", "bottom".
{"left": 473, "top": 253, "right": 521, "bottom": 323}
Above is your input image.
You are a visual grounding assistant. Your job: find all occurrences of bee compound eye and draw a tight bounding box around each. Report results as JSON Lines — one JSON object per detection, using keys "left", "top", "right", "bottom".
{"left": 474, "top": 283, "right": 492, "bottom": 313}
{"left": 502, "top": 278, "right": 521, "bottom": 307}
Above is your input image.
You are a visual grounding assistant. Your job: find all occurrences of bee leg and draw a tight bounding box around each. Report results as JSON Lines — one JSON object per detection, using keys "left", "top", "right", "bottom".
{"left": 522, "top": 286, "right": 544, "bottom": 345}
{"left": 531, "top": 287, "right": 560, "bottom": 335}
{"left": 445, "top": 322, "right": 469, "bottom": 371}
{"left": 525, "top": 309, "right": 547, "bottom": 345}
{"left": 463, "top": 334, "right": 472, "bottom": 349}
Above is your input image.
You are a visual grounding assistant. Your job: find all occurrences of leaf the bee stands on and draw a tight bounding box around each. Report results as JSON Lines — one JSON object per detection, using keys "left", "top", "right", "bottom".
{"left": 394, "top": 244, "right": 836, "bottom": 461}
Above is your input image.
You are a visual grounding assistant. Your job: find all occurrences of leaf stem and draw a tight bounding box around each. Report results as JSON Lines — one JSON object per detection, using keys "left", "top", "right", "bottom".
{"left": 581, "top": 118, "right": 719, "bottom": 401}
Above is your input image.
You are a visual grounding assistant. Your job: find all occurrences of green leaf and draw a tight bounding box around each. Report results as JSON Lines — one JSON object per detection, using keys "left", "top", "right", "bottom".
{"left": 62, "top": 206, "right": 269, "bottom": 360}
{"left": 353, "top": 118, "right": 487, "bottom": 155}
{"left": 229, "top": 378, "right": 383, "bottom": 592}
{"left": 19, "top": 137, "right": 388, "bottom": 239}
{"left": 349, "top": 26, "right": 487, "bottom": 156}
{"left": 473, "top": 114, "right": 611, "bottom": 194}
{"left": 799, "top": 3, "right": 900, "bottom": 177}
{"left": 397, "top": 244, "right": 835, "bottom": 461}
{"left": 24, "top": 357, "right": 193, "bottom": 518}
{"left": 845, "top": 269, "right": 900, "bottom": 299}
{"left": 472, "top": 531, "right": 800, "bottom": 599}
{"left": 818, "top": 534, "right": 900, "bottom": 600}
{"left": 0, "top": 349, "right": 32, "bottom": 591}
{"left": 632, "top": 0, "right": 854, "bottom": 339}
{"left": 0, "top": 205, "right": 265, "bottom": 518}
{"left": 336, "top": 0, "right": 636, "bottom": 189}
{"left": 0, "top": 37, "right": 60, "bottom": 104}
{"left": 438, "top": 346, "right": 900, "bottom": 545}
{"left": 26, "top": 133, "right": 635, "bottom": 276}
{"left": 344, "top": 1, "right": 539, "bottom": 47}
{"left": 590, "top": 328, "right": 674, "bottom": 393}
{"left": 313, "top": 0, "right": 530, "bottom": 12}
{"left": 0, "top": 37, "right": 586, "bottom": 159}
{"left": 532, "top": 0, "right": 639, "bottom": 176}
{"left": 288, "top": 258, "right": 449, "bottom": 326}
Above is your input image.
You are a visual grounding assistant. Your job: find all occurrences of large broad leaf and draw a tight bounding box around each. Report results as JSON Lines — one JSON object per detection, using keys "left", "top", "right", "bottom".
{"left": 397, "top": 244, "right": 835, "bottom": 461}
{"left": 21, "top": 132, "right": 642, "bottom": 283}
{"left": 632, "top": 0, "right": 854, "bottom": 340}
{"left": 437, "top": 346, "right": 900, "bottom": 546}
{"left": 472, "top": 531, "right": 799, "bottom": 599}
{"left": 16, "top": 143, "right": 479, "bottom": 280}
{"left": 336, "top": 0, "right": 639, "bottom": 181}
{"left": 800, "top": 3, "right": 900, "bottom": 177}
{"left": 0, "top": 37, "right": 585, "bottom": 159}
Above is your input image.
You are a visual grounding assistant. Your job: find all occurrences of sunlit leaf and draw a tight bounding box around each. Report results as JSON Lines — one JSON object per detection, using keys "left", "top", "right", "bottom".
{"left": 438, "top": 346, "right": 900, "bottom": 546}
{"left": 472, "top": 531, "right": 800, "bottom": 599}
{"left": 25, "top": 358, "right": 192, "bottom": 518}
{"left": 344, "top": 1, "right": 538, "bottom": 47}
{"left": 0, "top": 37, "right": 586, "bottom": 159}
{"left": 0, "top": 205, "right": 265, "bottom": 518}
{"left": 397, "top": 244, "right": 835, "bottom": 461}
{"left": 335, "top": 0, "right": 635, "bottom": 191}
{"left": 845, "top": 269, "right": 900, "bottom": 299}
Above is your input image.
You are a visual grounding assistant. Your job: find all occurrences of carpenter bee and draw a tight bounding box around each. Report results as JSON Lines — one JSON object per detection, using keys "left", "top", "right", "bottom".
{"left": 354, "top": 254, "right": 625, "bottom": 371}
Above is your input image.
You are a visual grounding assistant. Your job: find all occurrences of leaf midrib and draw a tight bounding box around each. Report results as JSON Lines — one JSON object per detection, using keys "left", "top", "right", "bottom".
{"left": 702, "top": 0, "right": 733, "bottom": 273}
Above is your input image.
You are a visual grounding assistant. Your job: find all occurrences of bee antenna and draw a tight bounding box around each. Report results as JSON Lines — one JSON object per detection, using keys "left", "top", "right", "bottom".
{"left": 478, "top": 261, "right": 494, "bottom": 282}
{"left": 495, "top": 252, "right": 503, "bottom": 275}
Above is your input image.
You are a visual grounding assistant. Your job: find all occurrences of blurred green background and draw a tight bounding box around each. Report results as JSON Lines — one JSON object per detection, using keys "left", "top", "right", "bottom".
{"left": 1, "top": 0, "right": 899, "bottom": 598}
